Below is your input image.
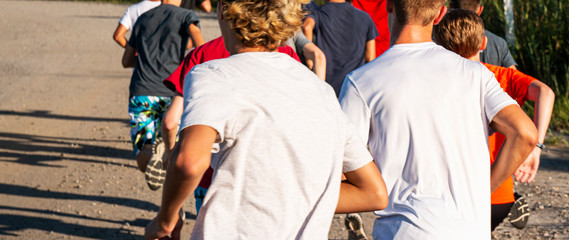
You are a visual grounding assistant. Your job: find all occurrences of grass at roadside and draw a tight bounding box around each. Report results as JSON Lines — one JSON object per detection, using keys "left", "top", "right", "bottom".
{"left": 482, "top": 0, "right": 569, "bottom": 138}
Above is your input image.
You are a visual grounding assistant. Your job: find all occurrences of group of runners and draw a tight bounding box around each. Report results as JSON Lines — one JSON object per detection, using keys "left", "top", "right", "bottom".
{"left": 114, "top": 0, "right": 555, "bottom": 239}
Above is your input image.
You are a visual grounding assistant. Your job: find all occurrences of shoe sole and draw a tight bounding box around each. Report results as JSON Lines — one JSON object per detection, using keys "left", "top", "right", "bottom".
{"left": 508, "top": 193, "right": 530, "bottom": 229}
{"left": 345, "top": 213, "right": 368, "bottom": 240}
{"left": 144, "top": 137, "right": 166, "bottom": 191}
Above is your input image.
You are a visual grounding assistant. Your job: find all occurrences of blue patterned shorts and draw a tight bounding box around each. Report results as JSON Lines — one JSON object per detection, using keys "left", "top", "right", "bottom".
{"left": 128, "top": 96, "right": 172, "bottom": 156}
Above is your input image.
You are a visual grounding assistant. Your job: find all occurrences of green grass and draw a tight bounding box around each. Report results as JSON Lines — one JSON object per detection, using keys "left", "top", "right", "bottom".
{"left": 482, "top": 0, "right": 569, "bottom": 132}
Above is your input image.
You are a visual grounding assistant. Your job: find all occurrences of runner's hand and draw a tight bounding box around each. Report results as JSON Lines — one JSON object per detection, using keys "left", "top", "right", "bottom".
{"left": 145, "top": 217, "right": 172, "bottom": 240}
{"left": 514, "top": 147, "right": 541, "bottom": 183}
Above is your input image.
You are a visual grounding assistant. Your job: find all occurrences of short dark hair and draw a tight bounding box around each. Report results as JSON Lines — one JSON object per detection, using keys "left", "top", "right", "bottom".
{"left": 450, "top": 0, "right": 481, "bottom": 11}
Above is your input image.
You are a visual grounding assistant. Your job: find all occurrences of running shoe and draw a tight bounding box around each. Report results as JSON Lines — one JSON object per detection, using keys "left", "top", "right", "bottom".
{"left": 345, "top": 213, "right": 368, "bottom": 240}
{"left": 144, "top": 137, "right": 167, "bottom": 191}
{"left": 179, "top": 207, "right": 186, "bottom": 221}
{"left": 507, "top": 192, "right": 530, "bottom": 229}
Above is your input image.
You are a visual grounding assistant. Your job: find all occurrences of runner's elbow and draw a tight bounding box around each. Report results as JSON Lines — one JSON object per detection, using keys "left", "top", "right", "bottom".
{"left": 371, "top": 188, "right": 389, "bottom": 210}
{"left": 517, "top": 124, "right": 538, "bottom": 154}
{"left": 163, "top": 116, "right": 179, "bottom": 132}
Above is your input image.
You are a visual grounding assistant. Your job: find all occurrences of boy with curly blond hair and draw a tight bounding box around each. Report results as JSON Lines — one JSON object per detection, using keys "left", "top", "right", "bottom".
{"left": 144, "top": 0, "right": 389, "bottom": 239}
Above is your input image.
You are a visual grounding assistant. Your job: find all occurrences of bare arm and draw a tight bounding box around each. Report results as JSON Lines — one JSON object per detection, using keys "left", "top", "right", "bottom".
{"left": 302, "top": 42, "right": 326, "bottom": 81}
{"left": 122, "top": 45, "right": 137, "bottom": 68}
{"left": 188, "top": 24, "right": 205, "bottom": 49}
{"left": 513, "top": 80, "right": 555, "bottom": 183}
{"left": 364, "top": 40, "right": 376, "bottom": 63}
{"left": 198, "top": 0, "right": 212, "bottom": 12}
{"left": 302, "top": 17, "right": 315, "bottom": 42}
{"left": 490, "top": 105, "right": 537, "bottom": 193}
{"left": 145, "top": 125, "right": 216, "bottom": 239}
{"left": 162, "top": 94, "right": 184, "bottom": 167}
{"left": 335, "top": 161, "right": 388, "bottom": 213}
{"left": 112, "top": 24, "right": 128, "bottom": 48}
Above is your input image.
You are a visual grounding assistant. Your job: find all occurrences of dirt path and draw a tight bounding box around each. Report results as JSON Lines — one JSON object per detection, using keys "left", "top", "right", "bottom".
{"left": 0, "top": 1, "right": 567, "bottom": 239}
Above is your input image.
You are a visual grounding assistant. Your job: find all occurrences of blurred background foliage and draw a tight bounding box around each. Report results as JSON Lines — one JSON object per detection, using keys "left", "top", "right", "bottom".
{"left": 482, "top": 0, "right": 568, "bottom": 135}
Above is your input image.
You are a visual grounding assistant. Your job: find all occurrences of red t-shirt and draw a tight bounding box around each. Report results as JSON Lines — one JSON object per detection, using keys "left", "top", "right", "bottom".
{"left": 164, "top": 36, "right": 301, "bottom": 96}
{"left": 163, "top": 36, "right": 301, "bottom": 188}
{"left": 352, "top": 0, "right": 389, "bottom": 57}
{"left": 483, "top": 63, "right": 536, "bottom": 204}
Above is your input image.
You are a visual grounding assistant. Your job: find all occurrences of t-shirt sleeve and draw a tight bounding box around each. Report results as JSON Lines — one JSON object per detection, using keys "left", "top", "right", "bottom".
{"left": 184, "top": 10, "right": 200, "bottom": 34}
{"left": 294, "top": 32, "right": 311, "bottom": 51}
{"left": 180, "top": 64, "right": 237, "bottom": 142}
{"left": 118, "top": 6, "right": 133, "bottom": 30}
{"left": 365, "top": 14, "right": 379, "bottom": 41}
{"left": 341, "top": 114, "right": 374, "bottom": 172}
{"left": 164, "top": 52, "right": 195, "bottom": 95}
{"left": 481, "top": 66, "right": 518, "bottom": 123}
{"left": 277, "top": 46, "right": 301, "bottom": 63}
{"left": 307, "top": 11, "right": 318, "bottom": 29}
{"left": 338, "top": 75, "right": 372, "bottom": 146}
{"left": 505, "top": 68, "right": 536, "bottom": 103}
{"left": 498, "top": 39, "right": 517, "bottom": 67}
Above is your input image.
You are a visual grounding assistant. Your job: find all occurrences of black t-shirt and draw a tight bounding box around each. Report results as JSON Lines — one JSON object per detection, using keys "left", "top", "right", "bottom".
{"left": 128, "top": 5, "right": 199, "bottom": 98}
{"left": 309, "top": 2, "right": 378, "bottom": 97}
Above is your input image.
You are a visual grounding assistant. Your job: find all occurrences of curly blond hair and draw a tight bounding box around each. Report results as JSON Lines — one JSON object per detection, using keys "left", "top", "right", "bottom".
{"left": 433, "top": 9, "right": 485, "bottom": 58}
{"left": 221, "top": 0, "right": 309, "bottom": 50}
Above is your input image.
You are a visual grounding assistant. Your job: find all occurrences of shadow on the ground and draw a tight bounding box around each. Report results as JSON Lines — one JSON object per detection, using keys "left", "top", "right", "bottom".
{"left": 0, "top": 213, "right": 140, "bottom": 239}
{"left": 539, "top": 147, "right": 569, "bottom": 173}
{"left": 0, "top": 132, "right": 134, "bottom": 169}
{"left": 0, "top": 183, "right": 159, "bottom": 211}
{"left": 0, "top": 187, "right": 144, "bottom": 238}
{"left": 0, "top": 184, "right": 198, "bottom": 239}
{"left": 0, "top": 110, "right": 128, "bottom": 124}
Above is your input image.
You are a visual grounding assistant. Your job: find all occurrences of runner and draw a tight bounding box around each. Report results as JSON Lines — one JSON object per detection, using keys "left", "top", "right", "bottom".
{"left": 112, "top": 0, "right": 161, "bottom": 48}
{"left": 121, "top": 0, "right": 205, "bottom": 191}
{"left": 144, "top": 0, "right": 388, "bottom": 238}
{"left": 160, "top": 36, "right": 301, "bottom": 212}
{"left": 302, "top": 0, "right": 377, "bottom": 96}
{"left": 338, "top": 0, "right": 537, "bottom": 238}
{"left": 433, "top": 9, "right": 555, "bottom": 230}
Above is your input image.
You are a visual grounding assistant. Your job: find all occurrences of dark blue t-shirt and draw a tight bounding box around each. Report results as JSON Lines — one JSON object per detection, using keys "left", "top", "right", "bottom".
{"left": 128, "top": 4, "right": 199, "bottom": 98}
{"left": 309, "top": 2, "right": 378, "bottom": 96}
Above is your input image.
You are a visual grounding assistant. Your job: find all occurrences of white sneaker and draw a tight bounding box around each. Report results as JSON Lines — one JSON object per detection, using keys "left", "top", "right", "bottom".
{"left": 144, "top": 137, "right": 167, "bottom": 191}
{"left": 345, "top": 213, "right": 368, "bottom": 240}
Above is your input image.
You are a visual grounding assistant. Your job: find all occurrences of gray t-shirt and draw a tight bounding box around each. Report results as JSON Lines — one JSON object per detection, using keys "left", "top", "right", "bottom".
{"left": 127, "top": 4, "right": 199, "bottom": 98}
{"left": 181, "top": 52, "right": 372, "bottom": 239}
{"left": 285, "top": 31, "right": 312, "bottom": 54}
{"left": 480, "top": 30, "right": 517, "bottom": 68}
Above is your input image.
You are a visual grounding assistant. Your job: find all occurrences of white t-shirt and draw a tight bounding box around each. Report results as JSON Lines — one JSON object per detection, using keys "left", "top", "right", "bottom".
{"left": 118, "top": 0, "right": 161, "bottom": 30}
{"left": 180, "top": 52, "right": 372, "bottom": 239}
{"left": 339, "top": 42, "right": 516, "bottom": 240}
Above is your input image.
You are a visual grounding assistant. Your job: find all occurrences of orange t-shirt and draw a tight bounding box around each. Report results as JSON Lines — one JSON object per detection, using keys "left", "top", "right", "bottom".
{"left": 483, "top": 63, "right": 536, "bottom": 204}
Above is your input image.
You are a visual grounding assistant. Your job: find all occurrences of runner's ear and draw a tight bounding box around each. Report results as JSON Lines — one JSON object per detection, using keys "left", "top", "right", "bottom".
{"left": 433, "top": 5, "right": 448, "bottom": 25}
{"left": 480, "top": 36, "right": 488, "bottom": 51}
